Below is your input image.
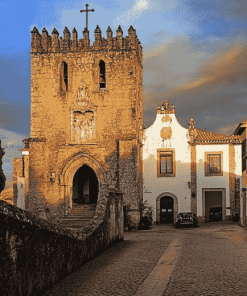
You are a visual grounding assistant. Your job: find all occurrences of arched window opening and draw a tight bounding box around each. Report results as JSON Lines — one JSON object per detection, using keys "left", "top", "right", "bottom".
{"left": 99, "top": 60, "right": 106, "bottom": 89}
{"left": 60, "top": 61, "right": 68, "bottom": 91}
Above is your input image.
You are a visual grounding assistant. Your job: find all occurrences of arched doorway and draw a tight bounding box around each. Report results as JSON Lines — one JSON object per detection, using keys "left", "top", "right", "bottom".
{"left": 72, "top": 164, "right": 98, "bottom": 205}
{"left": 160, "top": 196, "right": 174, "bottom": 223}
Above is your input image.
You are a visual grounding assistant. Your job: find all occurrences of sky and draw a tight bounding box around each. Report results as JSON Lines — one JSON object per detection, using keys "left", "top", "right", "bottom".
{"left": 0, "top": 0, "right": 247, "bottom": 187}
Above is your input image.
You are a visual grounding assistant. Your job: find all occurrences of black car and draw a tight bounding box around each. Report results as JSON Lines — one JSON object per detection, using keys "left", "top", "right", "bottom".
{"left": 209, "top": 207, "right": 222, "bottom": 222}
{"left": 175, "top": 212, "right": 198, "bottom": 228}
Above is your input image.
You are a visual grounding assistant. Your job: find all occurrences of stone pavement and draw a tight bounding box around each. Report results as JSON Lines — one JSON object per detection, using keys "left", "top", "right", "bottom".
{"left": 163, "top": 223, "right": 247, "bottom": 295}
{"left": 43, "top": 223, "right": 247, "bottom": 296}
{"left": 43, "top": 225, "right": 176, "bottom": 296}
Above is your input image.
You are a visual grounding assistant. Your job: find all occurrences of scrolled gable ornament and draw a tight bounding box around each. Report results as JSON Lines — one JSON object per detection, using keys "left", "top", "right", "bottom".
{"left": 188, "top": 118, "right": 198, "bottom": 144}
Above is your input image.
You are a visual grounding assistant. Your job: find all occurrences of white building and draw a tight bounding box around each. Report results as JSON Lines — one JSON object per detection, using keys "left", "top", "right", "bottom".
{"left": 233, "top": 120, "right": 247, "bottom": 226}
{"left": 143, "top": 101, "right": 242, "bottom": 224}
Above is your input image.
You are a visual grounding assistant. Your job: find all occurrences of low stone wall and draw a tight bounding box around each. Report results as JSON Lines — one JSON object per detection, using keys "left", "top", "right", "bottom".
{"left": 0, "top": 191, "right": 123, "bottom": 296}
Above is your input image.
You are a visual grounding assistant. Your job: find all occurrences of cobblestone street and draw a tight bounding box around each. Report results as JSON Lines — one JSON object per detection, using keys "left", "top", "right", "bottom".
{"left": 43, "top": 223, "right": 247, "bottom": 296}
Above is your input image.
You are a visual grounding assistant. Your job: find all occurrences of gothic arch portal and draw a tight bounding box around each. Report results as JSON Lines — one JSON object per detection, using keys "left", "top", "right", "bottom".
{"left": 156, "top": 192, "right": 178, "bottom": 224}
{"left": 60, "top": 153, "right": 106, "bottom": 212}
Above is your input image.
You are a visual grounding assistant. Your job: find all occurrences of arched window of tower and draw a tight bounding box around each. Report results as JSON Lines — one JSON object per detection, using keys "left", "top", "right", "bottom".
{"left": 60, "top": 61, "right": 68, "bottom": 92}
{"left": 99, "top": 60, "right": 106, "bottom": 89}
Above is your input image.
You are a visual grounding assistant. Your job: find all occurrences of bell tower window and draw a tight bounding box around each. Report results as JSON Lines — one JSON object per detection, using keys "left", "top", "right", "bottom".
{"left": 99, "top": 60, "right": 106, "bottom": 89}
{"left": 60, "top": 61, "right": 68, "bottom": 92}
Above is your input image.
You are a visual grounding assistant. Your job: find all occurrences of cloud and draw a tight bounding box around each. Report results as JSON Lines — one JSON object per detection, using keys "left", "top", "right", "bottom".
{"left": 112, "top": 0, "right": 176, "bottom": 28}
{"left": 142, "top": 37, "right": 247, "bottom": 135}
{"left": 7, "top": 139, "right": 17, "bottom": 146}
{"left": 143, "top": 37, "right": 173, "bottom": 60}
{"left": 173, "top": 43, "right": 247, "bottom": 95}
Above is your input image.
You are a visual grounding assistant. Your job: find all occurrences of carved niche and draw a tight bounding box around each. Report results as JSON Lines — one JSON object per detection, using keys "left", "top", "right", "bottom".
{"left": 70, "top": 82, "right": 97, "bottom": 144}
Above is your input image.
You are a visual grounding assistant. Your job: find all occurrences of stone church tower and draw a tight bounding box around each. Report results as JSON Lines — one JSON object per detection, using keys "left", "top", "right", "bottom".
{"left": 14, "top": 24, "right": 143, "bottom": 223}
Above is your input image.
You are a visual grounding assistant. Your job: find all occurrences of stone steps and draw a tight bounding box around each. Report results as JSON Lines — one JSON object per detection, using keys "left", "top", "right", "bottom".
{"left": 57, "top": 203, "right": 97, "bottom": 231}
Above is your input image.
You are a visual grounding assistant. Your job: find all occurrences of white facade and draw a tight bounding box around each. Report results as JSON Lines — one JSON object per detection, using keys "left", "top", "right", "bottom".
{"left": 143, "top": 102, "right": 242, "bottom": 223}
{"left": 143, "top": 107, "right": 191, "bottom": 222}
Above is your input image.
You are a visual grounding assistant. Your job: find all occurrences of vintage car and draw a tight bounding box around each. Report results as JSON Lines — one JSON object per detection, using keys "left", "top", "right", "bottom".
{"left": 175, "top": 212, "right": 198, "bottom": 228}
{"left": 209, "top": 207, "right": 222, "bottom": 222}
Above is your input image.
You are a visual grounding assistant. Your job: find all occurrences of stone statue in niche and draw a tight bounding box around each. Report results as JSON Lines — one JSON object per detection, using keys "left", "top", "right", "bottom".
{"left": 70, "top": 82, "right": 97, "bottom": 143}
{"left": 80, "top": 111, "right": 94, "bottom": 141}
{"left": 73, "top": 111, "right": 83, "bottom": 144}
{"left": 72, "top": 111, "right": 95, "bottom": 143}
{"left": 77, "top": 84, "right": 87, "bottom": 102}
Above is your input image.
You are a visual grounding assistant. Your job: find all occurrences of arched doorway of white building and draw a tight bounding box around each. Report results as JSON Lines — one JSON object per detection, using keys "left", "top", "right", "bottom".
{"left": 160, "top": 196, "right": 173, "bottom": 223}
{"left": 156, "top": 192, "right": 178, "bottom": 224}
{"left": 72, "top": 164, "right": 98, "bottom": 205}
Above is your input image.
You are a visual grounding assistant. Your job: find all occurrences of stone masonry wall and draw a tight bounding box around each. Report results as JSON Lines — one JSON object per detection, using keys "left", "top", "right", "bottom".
{"left": 28, "top": 25, "right": 143, "bottom": 219}
{"left": 229, "top": 144, "right": 236, "bottom": 215}
{"left": 119, "top": 139, "right": 142, "bottom": 224}
{"left": 13, "top": 158, "right": 23, "bottom": 206}
{"left": 191, "top": 144, "right": 197, "bottom": 214}
{"left": 0, "top": 191, "right": 123, "bottom": 296}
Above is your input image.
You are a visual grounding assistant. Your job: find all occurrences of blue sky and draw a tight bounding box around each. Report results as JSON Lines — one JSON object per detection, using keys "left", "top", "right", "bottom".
{"left": 1, "top": 0, "right": 247, "bottom": 187}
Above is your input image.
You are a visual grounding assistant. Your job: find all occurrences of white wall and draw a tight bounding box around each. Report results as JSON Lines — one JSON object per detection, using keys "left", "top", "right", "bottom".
{"left": 196, "top": 145, "right": 229, "bottom": 217}
{"left": 143, "top": 113, "right": 191, "bottom": 221}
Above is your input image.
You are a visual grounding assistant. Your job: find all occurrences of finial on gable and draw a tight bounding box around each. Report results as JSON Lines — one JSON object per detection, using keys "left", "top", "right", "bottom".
{"left": 164, "top": 101, "right": 169, "bottom": 109}
{"left": 188, "top": 118, "right": 196, "bottom": 129}
{"left": 157, "top": 101, "right": 175, "bottom": 114}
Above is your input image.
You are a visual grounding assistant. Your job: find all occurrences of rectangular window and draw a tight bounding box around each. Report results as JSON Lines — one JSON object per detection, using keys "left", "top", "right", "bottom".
{"left": 157, "top": 149, "right": 176, "bottom": 177}
{"left": 160, "top": 152, "right": 173, "bottom": 174}
{"left": 207, "top": 154, "right": 221, "bottom": 173}
{"left": 205, "top": 152, "right": 223, "bottom": 176}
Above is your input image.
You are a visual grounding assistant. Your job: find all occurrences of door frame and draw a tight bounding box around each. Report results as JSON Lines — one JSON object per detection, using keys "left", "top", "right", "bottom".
{"left": 160, "top": 196, "right": 174, "bottom": 224}
{"left": 156, "top": 192, "right": 178, "bottom": 224}
{"left": 202, "top": 188, "right": 226, "bottom": 222}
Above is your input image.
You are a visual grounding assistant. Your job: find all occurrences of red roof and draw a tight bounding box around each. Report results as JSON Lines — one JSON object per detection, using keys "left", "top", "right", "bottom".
{"left": 194, "top": 128, "right": 241, "bottom": 144}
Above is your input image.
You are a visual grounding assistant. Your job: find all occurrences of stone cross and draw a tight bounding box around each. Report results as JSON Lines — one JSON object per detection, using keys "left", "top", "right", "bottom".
{"left": 80, "top": 3, "right": 95, "bottom": 30}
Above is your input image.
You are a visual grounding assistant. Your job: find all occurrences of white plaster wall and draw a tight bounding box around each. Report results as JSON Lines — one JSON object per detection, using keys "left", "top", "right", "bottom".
{"left": 143, "top": 113, "right": 191, "bottom": 222}
{"left": 196, "top": 145, "right": 229, "bottom": 217}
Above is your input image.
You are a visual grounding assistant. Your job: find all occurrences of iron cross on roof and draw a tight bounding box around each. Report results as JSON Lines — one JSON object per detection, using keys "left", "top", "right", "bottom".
{"left": 80, "top": 3, "right": 95, "bottom": 30}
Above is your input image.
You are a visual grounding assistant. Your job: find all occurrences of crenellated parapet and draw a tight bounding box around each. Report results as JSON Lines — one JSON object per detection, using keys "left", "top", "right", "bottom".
{"left": 30, "top": 25, "right": 142, "bottom": 58}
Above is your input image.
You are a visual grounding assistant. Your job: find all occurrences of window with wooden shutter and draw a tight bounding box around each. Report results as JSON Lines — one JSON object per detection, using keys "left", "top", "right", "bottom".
{"left": 205, "top": 152, "right": 223, "bottom": 176}
{"left": 157, "top": 149, "right": 176, "bottom": 177}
